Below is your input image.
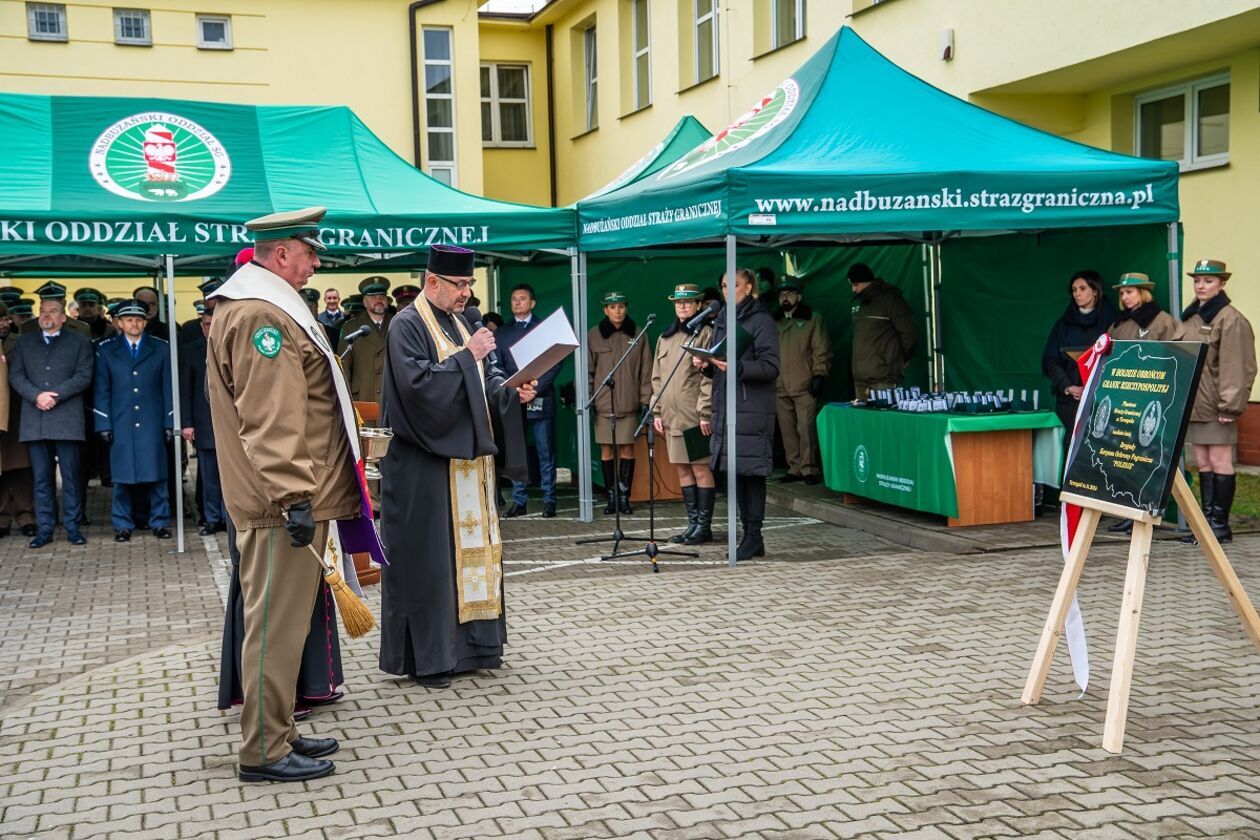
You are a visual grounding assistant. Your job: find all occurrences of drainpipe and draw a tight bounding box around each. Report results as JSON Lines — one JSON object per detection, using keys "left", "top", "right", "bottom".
{"left": 546, "top": 24, "right": 558, "bottom": 207}
{"left": 409, "top": 0, "right": 445, "bottom": 168}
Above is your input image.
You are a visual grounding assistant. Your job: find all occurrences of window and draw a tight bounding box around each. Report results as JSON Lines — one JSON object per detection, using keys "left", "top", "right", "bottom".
{"left": 632, "top": 0, "right": 650, "bottom": 111}
{"left": 196, "top": 14, "right": 232, "bottom": 50}
{"left": 26, "top": 3, "right": 67, "bottom": 42}
{"left": 771, "top": 0, "right": 804, "bottom": 50}
{"left": 1136, "top": 74, "right": 1229, "bottom": 172}
{"left": 113, "top": 8, "right": 151, "bottom": 46}
{"left": 583, "top": 25, "right": 598, "bottom": 132}
{"left": 423, "top": 28, "right": 457, "bottom": 186}
{"left": 694, "top": 0, "right": 718, "bottom": 83}
{"left": 481, "top": 64, "right": 532, "bottom": 147}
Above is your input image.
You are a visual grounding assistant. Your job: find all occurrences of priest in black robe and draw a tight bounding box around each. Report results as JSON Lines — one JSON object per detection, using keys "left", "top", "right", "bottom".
{"left": 378, "top": 244, "right": 533, "bottom": 688}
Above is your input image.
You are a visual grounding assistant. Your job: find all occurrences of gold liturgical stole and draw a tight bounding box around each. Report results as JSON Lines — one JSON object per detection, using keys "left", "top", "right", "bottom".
{"left": 414, "top": 296, "right": 503, "bottom": 623}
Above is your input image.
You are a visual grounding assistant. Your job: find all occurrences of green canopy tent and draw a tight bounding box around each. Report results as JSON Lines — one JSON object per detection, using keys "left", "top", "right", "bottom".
{"left": 0, "top": 91, "right": 577, "bottom": 550}
{"left": 574, "top": 26, "right": 1181, "bottom": 564}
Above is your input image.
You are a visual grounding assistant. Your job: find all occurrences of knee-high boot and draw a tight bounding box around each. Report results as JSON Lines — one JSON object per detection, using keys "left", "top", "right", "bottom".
{"left": 601, "top": 460, "right": 617, "bottom": 515}
{"left": 685, "top": 486, "right": 715, "bottom": 545}
{"left": 735, "top": 476, "right": 766, "bottom": 561}
{"left": 1210, "top": 472, "right": 1234, "bottom": 544}
{"left": 673, "top": 485, "right": 698, "bottom": 543}
{"left": 618, "top": 459, "right": 635, "bottom": 515}
{"left": 1181, "top": 470, "right": 1215, "bottom": 543}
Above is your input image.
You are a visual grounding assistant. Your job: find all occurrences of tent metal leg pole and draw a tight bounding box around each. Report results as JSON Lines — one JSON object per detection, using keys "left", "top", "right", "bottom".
{"left": 921, "top": 245, "right": 934, "bottom": 392}
{"left": 165, "top": 255, "right": 185, "bottom": 554}
{"left": 1167, "top": 223, "right": 1180, "bottom": 318}
{"left": 725, "top": 235, "right": 737, "bottom": 568}
{"left": 571, "top": 248, "right": 593, "bottom": 523}
{"left": 931, "top": 241, "right": 945, "bottom": 391}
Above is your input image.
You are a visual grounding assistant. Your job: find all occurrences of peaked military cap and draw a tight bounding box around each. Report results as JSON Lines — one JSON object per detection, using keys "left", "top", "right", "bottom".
{"left": 0, "top": 290, "right": 21, "bottom": 304}
{"left": 74, "top": 287, "right": 105, "bottom": 304}
{"left": 777, "top": 276, "right": 803, "bottom": 292}
{"left": 601, "top": 290, "right": 628, "bottom": 305}
{"left": 667, "top": 283, "right": 702, "bottom": 301}
{"left": 194, "top": 301, "right": 206, "bottom": 315}
{"left": 427, "top": 244, "right": 474, "bottom": 276}
{"left": 1188, "top": 258, "right": 1230, "bottom": 280}
{"left": 245, "top": 206, "right": 327, "bottom": 250}
{"left": 1113, "top": 272, "right": 1154, "bottom": 290}
{"left": 0, "top": 285, "right": 22, "bottom": 297}
{"left": 392, "top": 284, "right": 420, "bottom": 302}
{"left": 9, "top": 302, "right": 33, "bottom": 317}
{"left": 34, "top": 281, "right": 67, "bottom": 300}
{"left": 198, "top": 277, "right": 224, "bottom": 296}
{"left": 358, "top": 276, "right": 391, "bottom": 296}
{"left": 343, "top": 294, "right": 364, "bottom": 314}
{"left": 299, "top": 287, "right": 321, "bottom": 303}
{"left": 114, "top": 299, "right": 149, "bottom": 319}
{"left": 18, "top": 297, "right": 35, "bottom": 308}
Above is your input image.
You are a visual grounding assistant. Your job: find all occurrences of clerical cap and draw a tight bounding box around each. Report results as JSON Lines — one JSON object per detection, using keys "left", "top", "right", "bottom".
{"left": 601, "top": 291, "right": 628, "bottom": 305}
{"left": 114, "top": 299, "right": 149, "bottom": 319}
{"left": 198, "top": 277, "right": 225, "bottom": 296}
{"left": 358, "top": 276, "right": 391, "bottom": 296}
{"left": 428, "top": 244, "right": 475, "bottom": 277}
{"left": 246, "top": 206, "right": 327, "bottom": 250}
{"left": 35, "top": 281, "right": 67, "bottom": 300}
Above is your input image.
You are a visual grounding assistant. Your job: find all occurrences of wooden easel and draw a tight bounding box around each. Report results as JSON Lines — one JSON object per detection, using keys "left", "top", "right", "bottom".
{"left": 1022, "top": 471, "right": 1260, "bottom": 753}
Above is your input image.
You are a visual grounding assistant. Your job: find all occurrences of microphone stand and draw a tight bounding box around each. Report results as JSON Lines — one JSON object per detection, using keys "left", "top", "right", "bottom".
{"left": 602, "top": 329, "right": 705, "bottom": 571}
{"left": 576, "top": 317, "right": 655, "bottom": 555}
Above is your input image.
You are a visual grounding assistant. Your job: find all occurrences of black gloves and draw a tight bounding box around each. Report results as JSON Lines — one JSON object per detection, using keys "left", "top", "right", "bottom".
{"left": 285, "top": 499, "right": 316, "bottom": 547}
{"left": 808, "top": 376, "right": 826, "bottom": 397}
{"left": 98, "top": 431, "right": 113, "bottom": 444}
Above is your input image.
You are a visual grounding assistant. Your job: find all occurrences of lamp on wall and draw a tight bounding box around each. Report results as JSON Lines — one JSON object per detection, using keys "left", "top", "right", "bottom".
{"left": 940, "top": 28, "right": 954, "bottom": 62}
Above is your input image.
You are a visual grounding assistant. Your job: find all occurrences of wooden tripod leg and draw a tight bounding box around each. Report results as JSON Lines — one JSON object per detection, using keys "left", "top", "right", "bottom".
{"left": 1022, "top": 506, "right": 1101, "bottom": 705}
{"left": 1171, "top": 472, "right": 1260, "bottom": 653}
{"left": 1102, "top": 520, "right": 1153, "bottom": 754}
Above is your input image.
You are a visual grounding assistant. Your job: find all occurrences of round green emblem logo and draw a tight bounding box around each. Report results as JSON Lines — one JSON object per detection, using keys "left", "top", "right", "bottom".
{"left": 853, "top": 444, "right": 869, "bottom": 484}
{"left": 657, "top": 79, "right": 799, "bottom": 180}
{"left": 90, "top": 112, "right": 231, "bottom": 202}
{"left": 252, "top": 326, "right": 283, "bottom": 358}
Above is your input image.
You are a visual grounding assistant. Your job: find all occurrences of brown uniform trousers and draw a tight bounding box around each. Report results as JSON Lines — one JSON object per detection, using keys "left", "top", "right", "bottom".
{"left": 208, "top": 274, "right": 359, "bottom": 767}
{"left": 775, "top": 310, "right": 832, "bottom": 478}
{"left": 0, "top": 334, "right": 33, "bottom": 529}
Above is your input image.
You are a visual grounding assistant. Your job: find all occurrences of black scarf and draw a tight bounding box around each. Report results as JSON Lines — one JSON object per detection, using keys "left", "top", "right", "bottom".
{"left": 1113, "top": 300, "right": 1163, "bottom": 329}
{"left": 597, "top": 314, "right": 637, "bottom": 340}
{"left": 1182, "top": 291, "right": 1231, "bottom": 324}
{"left": 661, "top": 317, "right": 687, "bottom": 339}
{"left": 773, "top": 302, "right": 813, "bottom": 322}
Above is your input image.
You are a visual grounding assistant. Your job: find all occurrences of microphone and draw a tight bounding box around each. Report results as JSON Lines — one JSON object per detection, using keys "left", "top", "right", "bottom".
{"left": 684, "top": 300, "right": 721, "bottom": 333}
{"left": 341, "top": 324, "right": 372, "bottom": 345}
{"left": 462, "top": 306, "right": 499, "bottom": 366}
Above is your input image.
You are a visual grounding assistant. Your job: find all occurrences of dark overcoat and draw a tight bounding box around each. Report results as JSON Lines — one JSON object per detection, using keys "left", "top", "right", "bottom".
{"left": 8, "top": 330, "right": 94, "bottom": 442}
{"left": 179, "top": 335, "right": 215, "bottom": 449}
{"left": 707, "top": 296, "right": 781, "bottom": 477}
{"left": 93, "top": 334, "right": 173, "bottom": 484}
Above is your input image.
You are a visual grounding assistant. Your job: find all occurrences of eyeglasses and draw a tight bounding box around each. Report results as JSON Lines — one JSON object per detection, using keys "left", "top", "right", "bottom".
{"left": 434, "top": 274, "right": 476, "bottom": 292}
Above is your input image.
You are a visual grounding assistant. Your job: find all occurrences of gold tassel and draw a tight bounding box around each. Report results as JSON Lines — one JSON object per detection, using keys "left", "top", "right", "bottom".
{"left": 304, "top": 542, "right": 376, "bottom": 639}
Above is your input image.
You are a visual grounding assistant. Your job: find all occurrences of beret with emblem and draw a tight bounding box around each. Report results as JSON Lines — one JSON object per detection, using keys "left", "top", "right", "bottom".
{"left": 245, "top": 206, "right": 327, "bottom": 251}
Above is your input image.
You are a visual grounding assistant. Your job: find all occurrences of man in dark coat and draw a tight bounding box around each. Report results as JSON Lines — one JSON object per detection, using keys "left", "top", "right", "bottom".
{"left": 20, "top": 283, "right": 91, "bottom": 339}
{"left": 94, "top": 300, "right": 174, "bottom": 542}
{"left": 74, "top": 288, "right": 115, "bottom": 341}
{"left": 8, "top": 297, "right": 94, "bottom": 547}
{"left": 180, "top": 309, "right": 225, "bottom": 535}
{"left": 498, "top": 283, "right": 562, "bottom": 518}
{"left": 133, "top": 285, "right": 171, "bottom": 341}
{"left": 847, "top": 263, "right": 917, "bottom": 401}
{"left": 378, "top": 244, "right": 533, "bottom": 688}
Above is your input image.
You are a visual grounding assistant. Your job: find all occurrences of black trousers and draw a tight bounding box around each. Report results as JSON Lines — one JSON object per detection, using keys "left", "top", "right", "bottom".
{"left": 734, "top": 475, "right": 767, "bottom": 526}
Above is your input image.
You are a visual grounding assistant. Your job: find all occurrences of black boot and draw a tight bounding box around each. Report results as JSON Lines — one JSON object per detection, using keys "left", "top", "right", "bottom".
{"left": 618, "top": 459, "right": 634, "bottom": 515}
{"left": 1181, "top": 470, "right": 1215, "bottom": 543}
{"left": 673, "top": 485, "right": 698, "bottom": 543}
{"left": 685, "top": 487, "right": 715, "bottom": 545}
{"left": 736, "top": 521, "right": 765, "bottom": 561}
{"left": 735, "top": 477, "right": 766, "bottom": 560}
{"left": 601, "top": 460, "right": 617, "bottom": 515}
{"left": 1210, "top": 473, "right": 1235, "bottom": 544}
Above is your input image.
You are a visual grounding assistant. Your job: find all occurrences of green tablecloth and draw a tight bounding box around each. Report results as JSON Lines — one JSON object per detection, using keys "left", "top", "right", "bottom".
{"left": 817, "top": 404, "right": 1064, "bottom": 518}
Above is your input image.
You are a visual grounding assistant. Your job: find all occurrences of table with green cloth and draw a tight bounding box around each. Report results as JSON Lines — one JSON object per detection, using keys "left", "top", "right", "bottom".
{"left": 817, "top": 404, "right": 1064, "bottom": 520}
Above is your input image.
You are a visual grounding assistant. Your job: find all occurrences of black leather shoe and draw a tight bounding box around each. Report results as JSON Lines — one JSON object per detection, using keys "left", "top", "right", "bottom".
{"left": 1107, "top": 519, "right": 1132, "bottom": 534}
{"left": 28, "top": 534, "right": 52, "bottom": 548}
{"left": 505, "top": 502, "right": 527, "bottom": 518}
{"left": 239, "top": 751, "right": 334, "bottom": 783}
{"left": 153, "top": 527, "right": 172, "bottom": 539}
{"left": 0, "top": 527, "right": 8, "bottom": 538}
{"left": 543, "top": 502, "right": 557, "bottom": 518}
{"left": 67, "top": 532, "right": 87, "bottom": 545}
{"left": 20, "top": 524, "right": 37, "bottom": 537}
{"left": 289, "top": 736, "right": 339, "bottom": 758}
{"left": 301, "top": 690, "right": 344, "bottom": 707}
{"left": 779, "top": 473, "right": 803, "bottom": 483}
{"left": 115, "top": 529, "right": 132, "bottom": 542}
{"left": 804, "top": 474, "right": 821, "bottom": 486}
{"left": 415, "top": 673, "right": 452, "bottom": 688}
{"left": 198, "top": 523, "right": 216, "bottom": 536}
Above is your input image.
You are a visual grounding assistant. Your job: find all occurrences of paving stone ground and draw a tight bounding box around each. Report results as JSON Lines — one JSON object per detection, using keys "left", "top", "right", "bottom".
{"left": 3, "top": 483, "right": 1260, "bottom": 838}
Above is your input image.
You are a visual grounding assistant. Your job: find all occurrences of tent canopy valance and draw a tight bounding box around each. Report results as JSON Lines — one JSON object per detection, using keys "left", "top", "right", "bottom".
{"left": 0, "top": 92, "right": 575, "bottom": 272}
{"left": 576, "top": 27, "right": 1179, "bottom": 251}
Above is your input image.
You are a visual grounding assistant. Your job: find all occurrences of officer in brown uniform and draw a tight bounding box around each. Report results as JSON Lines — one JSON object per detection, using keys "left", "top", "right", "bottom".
{"left": 207, "top": 207, "right": 361, "bottom": 783}
{"left": 337, "top": 276, "right": 392, "bottom": 406}
{"left": 651, "top": 283, "right": 715, "bottom": 543}
{"left": 588, "top": 290, "right": 653, "bottom": 515}
{"left": 774, "top": 276, "right": 832, "bottom": 484}
{"left": 1107, "top": 273, "right": 1177, "bottom": 341}
{"left": 0, "top": 305, "right": 36, "bottom": 537}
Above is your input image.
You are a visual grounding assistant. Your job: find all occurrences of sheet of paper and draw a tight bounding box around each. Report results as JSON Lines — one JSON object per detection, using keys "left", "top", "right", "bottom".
{"left": 503, "top": 308, "right": 579, "bottom": 388}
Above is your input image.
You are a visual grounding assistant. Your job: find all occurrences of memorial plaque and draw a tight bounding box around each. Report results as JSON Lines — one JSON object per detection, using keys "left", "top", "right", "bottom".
{"left": 1062, "top": 340, "right": 1206, "bottom": 517}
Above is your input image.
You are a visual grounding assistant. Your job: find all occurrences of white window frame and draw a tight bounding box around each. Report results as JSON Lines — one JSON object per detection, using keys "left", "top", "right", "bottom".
{"left": 584, "top": 24, "right": 599, "bottom": 132}
{"left": 196, "top": 14, "right": 232, "bottom": 50}
{"left": 423, "top": 27, "right": 458, "bottom": 187}
{"left": 694, "top": 0, "right": 719, "bottom": 83}
{"left": 631, "top": 0, "right": 651, "bottom": 111}
{"left": 770, "top": 0, "right": 804, "bottom": 50}
{"left": 1134, "top": 73, "right": 1230, "bottom": 173}
{"left": 481, "top": 63, "right": 533, "bottom": 148}
{"left": 113, "top": 8, "right": 151, "bottom": 46}
{"left": 26, "top": 3, "right": 67, "bottom": 42}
